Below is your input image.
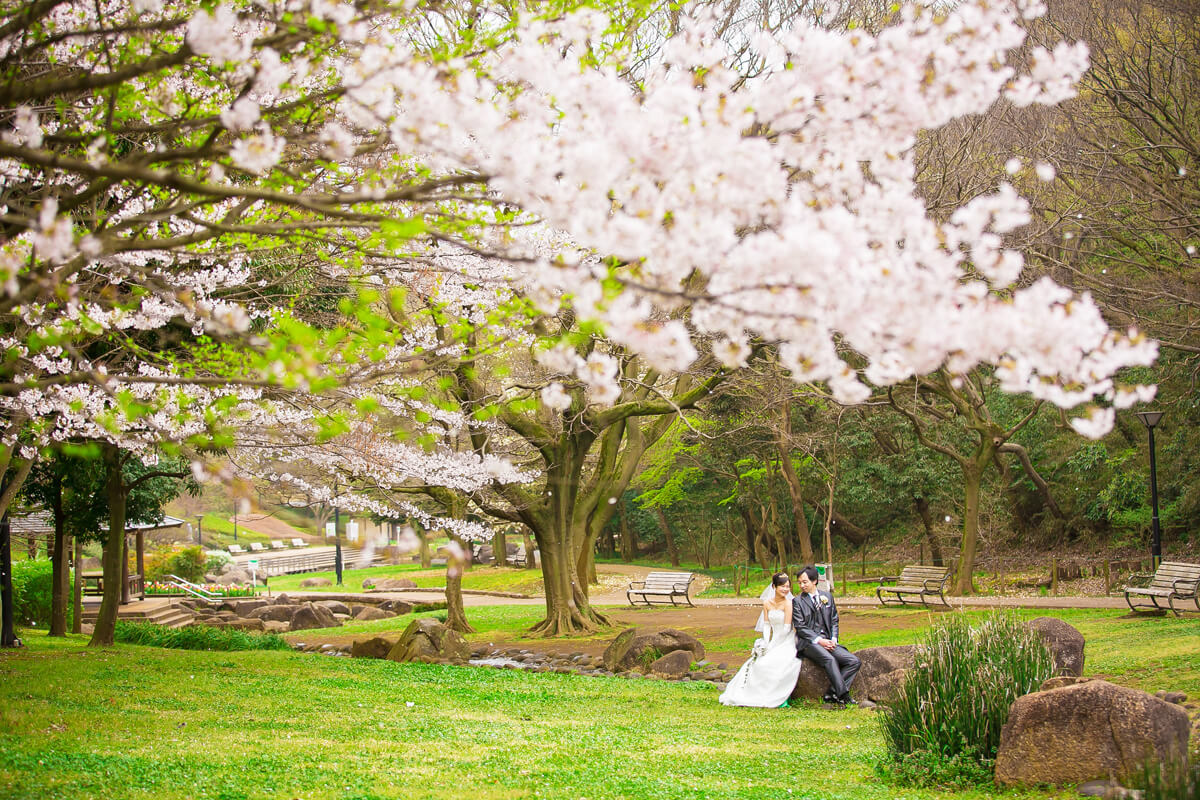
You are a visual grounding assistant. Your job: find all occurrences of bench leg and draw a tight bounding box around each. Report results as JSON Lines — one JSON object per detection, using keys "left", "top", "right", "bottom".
{"left": 1168, "top": 596, "right": 1181, "bottom": 617}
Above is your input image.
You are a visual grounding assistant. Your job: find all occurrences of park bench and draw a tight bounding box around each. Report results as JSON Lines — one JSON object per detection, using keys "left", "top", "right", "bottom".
{"left": 269, "top": 540, "right": 288, "bottom": 550}
{"left": 1124, "top": 561, "right": 1200, "bottom": 616}
{"left": 876, "top": 565, "right": 953, "bottom": 608}
{"left": 627, "top": 572, "right": 696, "bottom": 607}
{"left": 248, "top": 542, "right": 266, "bottom": 552}
{"left": 290, "top": 538, "right": 308, "bottom": 548}
{"left": 227, "top": 544, "right": 246, "bottom": 555}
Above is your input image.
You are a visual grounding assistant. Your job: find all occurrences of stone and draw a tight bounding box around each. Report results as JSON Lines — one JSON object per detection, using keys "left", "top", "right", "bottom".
{"left": 374, "top": 578, "right": 417, "bottom": 590}
{"left": 1077, "top": 779, "right": 1140, "bottom": 799}
{"left": 247, "top": 604, "right": 296, "bottom": 622}
{"left": 350, "top": 636, "right": 397, "bottom": 659}
{"left": 379, "top": 599, "right": 413, "bottom": 615}
{"left": 80, "top": 623, "right": 94, "bottom": 635}
{"left": 1155, "top": 690, "right": 1187, "bottom": 705}
{"left": 601, "top": 628, "right": 705, "bottom": 672}
{"left": 299, "top": 577, "right": 333, "bottom": 588}
{"left": 1025, "top": 617, "right": 1085, "bottom": 677}
{"left": 225, "top": 617, "right": 265, "bottom": 632}
{"left": 350, "top": 605, "right": 366, "bottom": 616}
{"left": 216, "top": 570, "right": 251, "bottom": 585}
{"left": 274, "top": 594, "right": 294, "bottom": 604}
{"left": 289, "top": 602, "right": 340, "bottom": 631}
{"left": 361, "top": 578, "right": 376, "bottom": 589}
{"left": 789, "top": 645, "right": 915, "bottom": 703}
{"left": 233, "top": 599, "right": 270, "bottom": 615}
{"left": 386, "top": 618, "right": 470, "bottom": 663}
{"left": 648, "top": 649, "right": 694, "bottom": 678}
{"left": 1041, "top": 676, "right": 1094, "bottom": 692}
{"left": 354, "top": 606, "right": 393, "bottom": 621}
{"left": 994, "top": 680, "right": 1191, "bottom": 787}
{"left": 315, "top": 600, "right": 351, "bottom": 616}
{"left": 261, "top": 620, "right": 289, "bottom": 633}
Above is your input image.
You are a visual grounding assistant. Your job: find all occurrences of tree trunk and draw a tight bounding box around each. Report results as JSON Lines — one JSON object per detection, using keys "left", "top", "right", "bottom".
{"left": 91, "top": 444, "right": 126, "bottom": 647}
{"left": 653, "top": 507, "right": 680, "bottom": 567}
{"left": 417, "top": 529, "right": 432, "bottom": 569}
{"left": 617, "top": 502, "right": 635, "bottom": 562}
{"left": 49, "top": 472, "right": 67, "bottom": 636}
{"left": 71, "top": 535, "right": 82, "bottom": 634}
{"left": 777, "top": 428, "right": 814, "bottom": 563}
{"left": 913, "top": 496, "right": 945, "bottom": 567}
{"left": 494, "top": 530, "right": 508, "bottom": 566}
{"left": 953, "top": 466, "right": 983, "bottom": 595}
{"left": 444, "top": 566, "right": 474, "bottom": 633}
{"left": 522, "top": 530, "right": 536, "bottom": 570}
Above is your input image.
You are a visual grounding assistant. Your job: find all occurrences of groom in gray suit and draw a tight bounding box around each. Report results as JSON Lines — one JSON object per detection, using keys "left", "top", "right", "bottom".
{"left": 792, "top": 565, "right": 860, "bottom": 706}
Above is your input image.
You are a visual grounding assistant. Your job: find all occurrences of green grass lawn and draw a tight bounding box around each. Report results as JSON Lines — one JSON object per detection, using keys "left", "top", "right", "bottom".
{"left": 1, "top": 632, "right": 1076, "bottom": 800}
{"left": 267, "top": 564, "right": 545, "bottom": 596}
{"left": 1, "top": 608, "right": 1193, "bottom": 800}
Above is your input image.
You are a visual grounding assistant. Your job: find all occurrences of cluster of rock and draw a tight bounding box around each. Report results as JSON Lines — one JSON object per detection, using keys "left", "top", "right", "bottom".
{"left": 342, "top": 621, "right": 736, "bottom": 685}
{"left": 182, "top": 594, "right": 412, "bottom": 633}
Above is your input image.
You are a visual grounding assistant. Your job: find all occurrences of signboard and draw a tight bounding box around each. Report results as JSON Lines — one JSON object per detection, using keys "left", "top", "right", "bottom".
{"left": 814, "top": 563, "right": 835, "bottom": 593}
{"left": 325, "top": 522, "right": 335, "bottom": 538}
{"left": 346, "top": 521, "right": 359, "bottom": 542}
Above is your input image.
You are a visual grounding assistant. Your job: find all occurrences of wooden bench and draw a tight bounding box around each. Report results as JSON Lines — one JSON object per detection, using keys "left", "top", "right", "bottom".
{"left": 269, "top": 540, "right": 288, "bottom": 550}
{"left": 227, "top": 544, "right": 246, "bottom": 555}
{"left": 290, "top": 538, "right": 308, "bottom": 548}
{"left": 627, "top": 572, "right": 695, "bottom": 607}
{"left": 248, "top": 542, "right": 266, "bottom": 552}
{"left": 1125, "top": 561, "right": 1200, "bottom": 616}
{"left": 876, "top": 566, "right": 952, "bottom": 608}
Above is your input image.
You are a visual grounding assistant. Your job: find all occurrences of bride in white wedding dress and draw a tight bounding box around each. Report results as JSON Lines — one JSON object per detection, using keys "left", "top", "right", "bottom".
{"left": 718, "top": 572, "right": 802, "bottom": 708}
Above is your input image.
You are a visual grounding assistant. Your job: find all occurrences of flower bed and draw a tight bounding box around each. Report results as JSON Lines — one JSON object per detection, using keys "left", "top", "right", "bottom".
{"left": 144, "top": 581, "right": 257, "bottom": 598}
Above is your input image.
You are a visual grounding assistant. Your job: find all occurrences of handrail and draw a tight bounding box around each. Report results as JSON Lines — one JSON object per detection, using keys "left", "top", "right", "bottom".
{"left": 166, "top": 574, "right": 222, "bottom": 604}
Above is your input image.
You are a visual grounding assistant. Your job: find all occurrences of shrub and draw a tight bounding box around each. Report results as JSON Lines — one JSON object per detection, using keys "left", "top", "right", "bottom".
{"left": 143, "top": 545, "right": 207, "bottom": 583}
{"left": 874, "top": 748, "right": 994, "bottom": 790}
{"left": 114, "top": 621, "right": 290, "bottom": 651}
{"left": 878, "top": 612, "right": 1053, "bottom": 785}
{"left": 10, "top": 559, "right": 54, "bottom": 627}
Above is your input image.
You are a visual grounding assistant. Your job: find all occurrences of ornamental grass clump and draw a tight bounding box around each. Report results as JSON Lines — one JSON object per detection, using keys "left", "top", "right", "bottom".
{"left": 878, "top": 611, "right": 1054, "bottom": 786}
{"left": 114, "top": 621, "right": 290, "bottom": 651}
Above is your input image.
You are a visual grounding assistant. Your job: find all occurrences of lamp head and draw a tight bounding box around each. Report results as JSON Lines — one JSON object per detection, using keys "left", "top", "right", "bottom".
{"left": 1136, "top": 411, "right": 1164, "bottom": 430}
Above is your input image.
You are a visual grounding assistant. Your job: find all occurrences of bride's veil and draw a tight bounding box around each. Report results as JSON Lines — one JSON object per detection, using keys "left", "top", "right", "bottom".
{"left": 754, "top": 580, "right": 794, "bottom": 632}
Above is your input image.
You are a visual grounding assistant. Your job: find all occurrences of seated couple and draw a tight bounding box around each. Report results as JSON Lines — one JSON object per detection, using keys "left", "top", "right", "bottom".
{"left": 718, "top": 566, "right": 860, "bottom": 709}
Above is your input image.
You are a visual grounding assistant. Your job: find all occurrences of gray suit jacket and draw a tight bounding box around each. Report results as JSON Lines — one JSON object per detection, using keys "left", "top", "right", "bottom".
{"left": 791, "top": 590, "right": 839, "bottom": 648}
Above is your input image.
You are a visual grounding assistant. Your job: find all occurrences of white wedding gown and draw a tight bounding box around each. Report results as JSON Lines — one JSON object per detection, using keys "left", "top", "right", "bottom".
{"left": 718, "top": 609, "right": 802, "bottom": 707}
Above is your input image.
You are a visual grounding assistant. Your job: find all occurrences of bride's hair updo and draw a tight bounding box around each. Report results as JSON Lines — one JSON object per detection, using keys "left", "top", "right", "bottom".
{"left": 771, "top": 572, "right": 790, "bottom": 587}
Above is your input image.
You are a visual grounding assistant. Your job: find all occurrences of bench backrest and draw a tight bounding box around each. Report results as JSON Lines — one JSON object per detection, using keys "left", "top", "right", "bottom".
{"left": 249, "top": 542, "right": 266, "bottom": 551}
{"left": 896, "top": 566, "right": 951, "bottom": 585}
{"left": 641, "top": 572, "right": 694, "bottom": 589}
{"left": 228, "top": 544, "right": 245, "bottom": 554}
{"left": 291, "top": 538, "right": 307, "bottom": 547}
{"left": 1149, "top": 562, "right": 1200, "bottom": 592}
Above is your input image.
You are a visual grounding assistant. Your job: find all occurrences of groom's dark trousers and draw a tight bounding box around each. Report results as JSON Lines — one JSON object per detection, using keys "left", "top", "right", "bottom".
{"left": 792, "top": 591, "right": 860, "bottom": 699}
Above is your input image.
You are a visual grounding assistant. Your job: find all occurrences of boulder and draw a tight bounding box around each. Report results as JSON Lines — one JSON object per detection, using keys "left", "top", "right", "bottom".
{"left": 351, "top": 636, "right": 397, "bottom": 659}
{"left": 1041, "top": 676, "right": 1094, "bottom": 692}
{"left": 1024, "top": 617, "right": 1085, "bottom": 676}
{"left": 225, "top": 617, "right": 265, "bottom": 632}
{"left": 648, "top": 650, "right": 694, "bottom": 678}
{"left": 274, "top": 594, "right": 295, "bottom": 605}
{"left": 233, "top": 599, "right": 270, "bottom": 615}
{"left": 379, "top": 600, "right": 413, "bottom": 615}
{"left": 354, "top": 606, "right": 394, "bottom": 621}
{"left": 299, "top": 577, "right": 332, "bottom": 588}
{"left": 289, "top": 602, "right": 340, "bottom": 631}
{"left": 261, "top": 620, "right": 289, "bottom": 634}
{"left": 386, "top": 618, "right": 470, "bottom": 663}
{"left": 247, "top": 604, "right": 297, "bottom": 623}
{"left": 601, "top": 628, "right": 705, "bottom": 672}
{"left": 361, "top": 578, "right": 376, "bottom": 589}
{"left": 789, "top": 645, "right": 915, "bottom": 703}
{"left": 215, "top": 571, "right": 250, "bottom": 586}
{"left": 315, "top": 599, "right": 351, "bottom": 616}
{"left": 374, "top": 578, "right": 417, "bottom": 590}
{"left": 994, "top": 680, "right": 1191, "bottom": 787}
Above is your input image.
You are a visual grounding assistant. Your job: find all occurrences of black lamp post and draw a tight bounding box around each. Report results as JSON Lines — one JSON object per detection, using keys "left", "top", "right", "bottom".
{"left": 1136, "top": 411, "right": 1164, "bottom": 569}
{"left": 195, "top": 514, "right": 203, "bottom": 546}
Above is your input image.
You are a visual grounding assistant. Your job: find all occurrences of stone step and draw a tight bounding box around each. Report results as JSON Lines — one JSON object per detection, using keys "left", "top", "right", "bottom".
{"left": 81, "top": 602, "right": 196, "bottom": 629}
